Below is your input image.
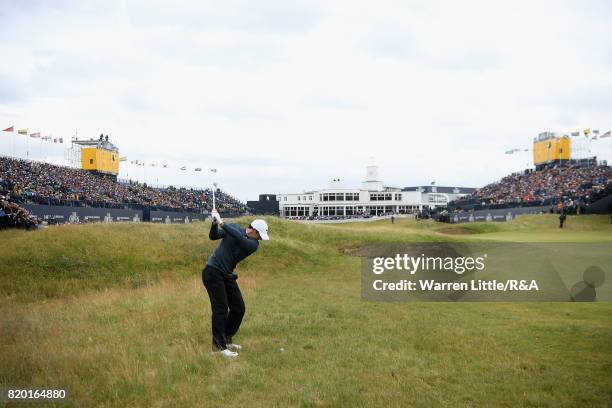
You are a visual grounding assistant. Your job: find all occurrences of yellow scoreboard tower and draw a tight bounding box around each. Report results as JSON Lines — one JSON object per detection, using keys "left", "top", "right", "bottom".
{"left": 533, "top": 132, "right": 571, "bottom": 170}
{"left": 73, "top": 135, "right": 120, "bottom": 178}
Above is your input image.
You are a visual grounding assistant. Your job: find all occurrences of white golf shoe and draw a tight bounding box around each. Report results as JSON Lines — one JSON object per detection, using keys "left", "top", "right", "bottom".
{"left": 218, "top": 349, "right": 239, "bottom": 358}
{"left": 227, "top": 343, "right": 242, "bottom": 351}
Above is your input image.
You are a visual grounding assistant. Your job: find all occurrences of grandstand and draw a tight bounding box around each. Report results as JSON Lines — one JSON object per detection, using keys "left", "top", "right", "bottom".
{"left": 0, "top": 156, "right": 248, "bottom": 226}
{"left": 448, "top": 164, "right": 612, "bottom": 215}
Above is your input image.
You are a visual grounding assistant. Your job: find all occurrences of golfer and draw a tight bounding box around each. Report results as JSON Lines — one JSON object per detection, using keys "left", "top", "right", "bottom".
{"left": 202, "top": 209, "right": 269, "bottom": 358}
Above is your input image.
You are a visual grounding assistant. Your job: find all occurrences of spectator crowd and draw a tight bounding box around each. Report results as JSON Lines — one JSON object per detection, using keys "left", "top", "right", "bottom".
{"left": 0, "top": 195, "right": 39, "bottom": 229}
{"left": 449, "top": 164, "right": 612, "bottom": 213}
{"left": 0, "top": 156, "right": 249, "bottom": 216}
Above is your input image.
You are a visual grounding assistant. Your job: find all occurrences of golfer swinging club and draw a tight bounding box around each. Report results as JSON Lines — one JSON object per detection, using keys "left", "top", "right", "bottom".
{"left": 202, "top": 208, "right": 269, "bottom": 358}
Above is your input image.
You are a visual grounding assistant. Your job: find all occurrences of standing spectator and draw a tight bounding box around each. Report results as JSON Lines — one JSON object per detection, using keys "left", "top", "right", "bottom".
{"left": 559, "top": 210, "right": 567, "bottom": 229}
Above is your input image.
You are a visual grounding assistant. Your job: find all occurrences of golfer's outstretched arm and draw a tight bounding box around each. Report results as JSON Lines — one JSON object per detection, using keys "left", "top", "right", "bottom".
{"left": 209, "top": 220, "right": 226, "bottom": 240}
{"left": 221, "top": 223, "right": 258, "bottom": 252}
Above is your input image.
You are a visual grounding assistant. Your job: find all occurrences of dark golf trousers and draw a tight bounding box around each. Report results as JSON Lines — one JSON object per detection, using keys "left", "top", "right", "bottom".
{"left": 202, "top": 265, "right": 245, "bottom": 350}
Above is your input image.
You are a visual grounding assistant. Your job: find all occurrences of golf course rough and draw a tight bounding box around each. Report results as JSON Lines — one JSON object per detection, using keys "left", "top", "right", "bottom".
{"left": 1, "top": 215, "right": 611, "bottom": 407}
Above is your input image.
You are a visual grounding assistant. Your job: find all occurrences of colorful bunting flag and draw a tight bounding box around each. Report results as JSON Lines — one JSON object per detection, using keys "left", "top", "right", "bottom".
{"left": 2, "top": 126, "right": 13, "bottom": 132}
{"left": 18, "top": 129, "right": 27, "bottom": 135}
{"left": 30, "top": 132, "right": 41, "bottom": 138}
{"left": 600, "top": 131, "right": 611, "bottom": 139}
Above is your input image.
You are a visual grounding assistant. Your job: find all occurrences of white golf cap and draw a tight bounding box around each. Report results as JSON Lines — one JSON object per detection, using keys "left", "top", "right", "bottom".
{"left": 251, "top": 219, "right": 269, "bottom": 240}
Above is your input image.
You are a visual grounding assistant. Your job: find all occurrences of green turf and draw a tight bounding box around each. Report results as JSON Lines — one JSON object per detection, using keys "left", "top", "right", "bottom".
{"left": 1, "top": 215, "right": 611, "bottom": 407}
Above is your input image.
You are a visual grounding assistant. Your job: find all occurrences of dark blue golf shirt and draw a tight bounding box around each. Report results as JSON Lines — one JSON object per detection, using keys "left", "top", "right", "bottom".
{"left": 206, "top": 222, "right": 259, "bottom": 276}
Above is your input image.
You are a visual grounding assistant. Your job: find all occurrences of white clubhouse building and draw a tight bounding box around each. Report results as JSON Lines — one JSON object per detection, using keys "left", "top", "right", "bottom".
{"left": 278, "top": 165, "right": 475, "bottom": 218}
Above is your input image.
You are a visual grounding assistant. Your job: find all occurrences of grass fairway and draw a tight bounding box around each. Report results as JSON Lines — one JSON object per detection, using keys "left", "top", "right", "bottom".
{"left": 1, "top": 215, "right": 611, "bottom": 407}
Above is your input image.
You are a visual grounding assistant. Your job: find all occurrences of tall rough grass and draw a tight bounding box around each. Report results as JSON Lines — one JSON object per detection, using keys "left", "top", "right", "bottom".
{"left": 1, "top": 215, "right": 611, "bottom": 407}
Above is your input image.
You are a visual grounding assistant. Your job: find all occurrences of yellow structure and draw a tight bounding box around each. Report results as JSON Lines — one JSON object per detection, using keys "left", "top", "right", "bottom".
{"left": 73, "top": 135, "right": 120, "bottom": 177}
{"left": 533, "top": 133, "right": 571, "bottom": 167}
{"left": 81, "top": 147, "right": 119, "bottom": 175}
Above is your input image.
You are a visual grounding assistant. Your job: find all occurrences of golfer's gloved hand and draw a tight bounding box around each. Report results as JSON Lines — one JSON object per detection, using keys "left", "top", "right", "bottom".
{"left": 211, "top": 209, "right": 223, "bottom": 224}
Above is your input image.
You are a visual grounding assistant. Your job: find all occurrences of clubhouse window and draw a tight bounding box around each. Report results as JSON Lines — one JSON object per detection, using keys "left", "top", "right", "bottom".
{"left": 370, "top": 193, "right": 392, "bottom": 201}
{"left": 284, "top": 206, "right": 309, "bottom": 217}
{"left": 321, "top": 193, "right": 345, "bottom": 201}
{"left": 320, "top": 206, "right": 346, "bottom": 216}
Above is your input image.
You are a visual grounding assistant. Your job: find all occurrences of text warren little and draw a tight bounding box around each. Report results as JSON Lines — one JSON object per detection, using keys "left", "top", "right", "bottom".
{"left": 373, "top": 279, "right": 540, "bottom": 291}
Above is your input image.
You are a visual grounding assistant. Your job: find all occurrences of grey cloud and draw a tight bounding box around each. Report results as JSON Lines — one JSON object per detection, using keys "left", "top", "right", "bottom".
{"left": 37, "top": 51, "right": 142, "bottom": 81}
{"left": 302, "top": 96, "right": 367, "bottom": 111}
{"left": 0, "top": 0, "right": 115, "bottom": 28}
{"left": 365, "top": 26, "right": 499, "bottom": 72}
{"left": 425, "top": 48, "right": 500, "bottom": 71}
{"left": 120, "top": 92, "right": 167, "bottom": 115}
{"left": 203, "top": 104, "right": 284, "bottom": 121}
{"left": 555, "top": 112, "right": 578, "bottom": 127}
{"left": 152, "top": 33, "right": 282, "bottom": 69}
{"left": 2, "top": 0, "right": 322, "bottom": 36}
{"left": 0, "top": 75, "right": 27, "bottom": 105}
{"left": 532, "top": 84, "right": 612, "bottom": 114}
{"left": 560, "top": 0, "right": 612, "bottom": 21}
{"left": 365, "top": 27, "right": 418, "bottom": 60}
{"left": 2, "top": 0, "right": 87, "bottom": 14}
{"left": 0, "top": 51, "right": 143, "bottom": 103}
{"left": 1, "top": 0, "right": 323, "bottom": 37}
{"left": 126, "top": 0, "right": 323, "bottom": 35}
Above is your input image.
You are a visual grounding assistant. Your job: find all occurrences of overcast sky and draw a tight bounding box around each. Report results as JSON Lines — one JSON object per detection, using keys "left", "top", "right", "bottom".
{"left": 1, "top": 0, "right": 611, "bottom": 201}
